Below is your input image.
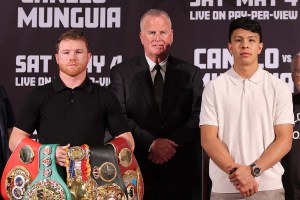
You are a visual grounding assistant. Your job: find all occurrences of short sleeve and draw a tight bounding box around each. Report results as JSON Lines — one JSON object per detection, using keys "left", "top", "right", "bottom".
{"left": 200, "top": 81, "right": 218, "bottom": 127}
{"left": 274, "top": 82, "right": 294, "bottom": 126}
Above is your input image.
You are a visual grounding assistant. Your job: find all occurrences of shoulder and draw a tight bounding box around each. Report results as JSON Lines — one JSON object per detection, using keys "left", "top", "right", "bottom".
{"left": 206, "top": 71, "right": 228, "bottom": 86}
{"left": 261, "top": 69, "right": 291, "bottom": 90}
{"left": 169, "top": 55, "right": 197, "bottom": 69}
{"left": 26, "top": 82, "right": 54, "bottom": 102}
{"left": 112, "top": 56, "right": 143, "bottom": 71}
{"left": 93, "top": 84, "right": 116, "bottom": 98}
{"left": 168, "top": 55, "right": 202, "bottom": 79}
{"left": 20, "top": 83, "right": 53, "bottom": 109}
{"left": 26, "top": 82, "right": 52, "bottom": 97}
{"left": 202, "top": 71, "right": 229, "bottom": 97}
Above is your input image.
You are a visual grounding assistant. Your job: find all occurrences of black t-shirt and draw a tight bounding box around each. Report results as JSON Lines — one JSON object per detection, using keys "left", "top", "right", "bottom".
{"left": 282, "top": 93, "right": 300, "bottom": 199}
{"left": 16, "top": 76, "right": 129, "bottom": 146}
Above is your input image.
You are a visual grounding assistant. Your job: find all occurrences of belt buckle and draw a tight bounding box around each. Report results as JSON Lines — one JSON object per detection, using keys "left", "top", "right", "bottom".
{"left": 67, "top": 146, "right": 87, "bottom": 161}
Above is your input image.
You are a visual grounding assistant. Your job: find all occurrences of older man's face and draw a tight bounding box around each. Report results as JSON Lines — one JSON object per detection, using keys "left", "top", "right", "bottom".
{"left": 139, "top": 15, "right": 173, "bottom": 63}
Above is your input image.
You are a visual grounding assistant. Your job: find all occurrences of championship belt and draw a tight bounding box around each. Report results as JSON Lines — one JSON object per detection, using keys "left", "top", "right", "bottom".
{"left": 107, "top": 137, "right": 144, "bottom": 200}
{"left": 24, "top": 144, "right": 71, "bottom": 200}
{"left": 90, "top": 145, "right": 127, "bottom": 200}
{"left": 66, "top": 144, "right": 96, "bottom": 199}
{"left": 1, "top": 138, "right": 41, "bottom": 200}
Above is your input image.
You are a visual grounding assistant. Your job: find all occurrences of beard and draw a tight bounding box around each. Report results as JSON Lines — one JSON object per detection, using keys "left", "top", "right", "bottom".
{"left": 59, "top": 64, "right": 87, "bottom": 77}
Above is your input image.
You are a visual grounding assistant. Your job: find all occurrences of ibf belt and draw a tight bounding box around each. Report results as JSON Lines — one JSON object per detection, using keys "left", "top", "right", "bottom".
{"left": 1, "top": 138, "right": 41, "bottom": 200}
{"left": 66, "top": 144, "right": 96, "bottom": 199}
{"left": 24, "top": 144, "right": 71, "bottom": 200}
{"left": 108, "top": 137, "right": 144, "bottom": 200}
{"left": 90, "top": 145, "right": 127, "bottom": 200}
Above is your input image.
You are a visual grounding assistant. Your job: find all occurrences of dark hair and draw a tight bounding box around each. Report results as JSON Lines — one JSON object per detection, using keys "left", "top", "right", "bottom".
{"left": 228, "top": 17, "right": 262, "bottom": 43}
{"left": 55, "top": 29, "right": 90, "bottom": 52}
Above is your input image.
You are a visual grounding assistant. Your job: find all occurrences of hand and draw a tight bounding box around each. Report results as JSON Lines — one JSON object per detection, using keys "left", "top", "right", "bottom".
{"left": 229, "top": 165, "right": 253, "bottom": 187}
{"left": 228, "top": 165, "right": 259, "bottom": 196}
{"left": 148, "top": 138, "right": 178, "bottom": 164}
{"left": 238, "top": 180, "right": 259, "bottom": 197}
{"left": 55, "top": 144, "right": 70, "bottom": 167}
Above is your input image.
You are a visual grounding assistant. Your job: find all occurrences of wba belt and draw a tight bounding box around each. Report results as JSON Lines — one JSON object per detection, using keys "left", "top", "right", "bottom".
{"left": 1, "top": 138, "right": 41, "bottom": 200}
{"left": 108, "top": 137, "right": 144, "bottom": 200}
{"left": 24, "top": 144, "right": 71, "bottom": 200}
{"left": 90, "top": 145, "right": 127, "bottom": 200}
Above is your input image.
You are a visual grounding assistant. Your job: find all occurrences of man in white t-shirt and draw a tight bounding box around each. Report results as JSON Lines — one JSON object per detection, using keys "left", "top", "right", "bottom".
{"left": 200, "top": 17, "right": 294, "bottom": 200}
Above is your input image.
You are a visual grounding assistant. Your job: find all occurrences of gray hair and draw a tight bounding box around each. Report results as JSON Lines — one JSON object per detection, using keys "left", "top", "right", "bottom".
{"left": 140, "top": 9, "right": 172, "bottom": 31}
{"left": 291, "top": 52, "right": 300, "bottom": 71}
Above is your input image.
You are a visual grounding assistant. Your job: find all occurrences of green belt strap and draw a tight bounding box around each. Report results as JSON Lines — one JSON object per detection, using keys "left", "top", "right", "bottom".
{"left": 24, "top": 144, "right": 72, "bottom": 200}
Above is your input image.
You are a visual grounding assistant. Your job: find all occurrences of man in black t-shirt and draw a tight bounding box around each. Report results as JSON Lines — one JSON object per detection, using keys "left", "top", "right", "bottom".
{"left": 8, "top": 29, "right": 134, "bottom": 166}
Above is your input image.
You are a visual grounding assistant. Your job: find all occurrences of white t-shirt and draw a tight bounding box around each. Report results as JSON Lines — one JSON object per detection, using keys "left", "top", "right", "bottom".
{"left": 200, "top": 67, "right": 294, "bottom": 193}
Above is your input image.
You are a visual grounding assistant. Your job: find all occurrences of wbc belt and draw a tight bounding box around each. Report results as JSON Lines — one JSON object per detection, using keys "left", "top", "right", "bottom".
{"left": 1, "top": 138, "right": 41, "bottom": 200}
{"left": 107, "top": 137, "right": 144, "bottom": 200}
{"left": 24, "top": 144, "right": 71, "bottom": 200}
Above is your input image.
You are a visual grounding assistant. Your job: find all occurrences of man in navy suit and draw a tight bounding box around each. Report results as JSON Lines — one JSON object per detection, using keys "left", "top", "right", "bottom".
{"left": 110, "top": 9, "right": 203, "bottom": 200}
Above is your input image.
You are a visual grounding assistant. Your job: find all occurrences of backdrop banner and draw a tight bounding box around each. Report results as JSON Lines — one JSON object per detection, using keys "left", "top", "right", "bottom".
{"left": 1, "top": 0, "right": 299, "bottom": 198}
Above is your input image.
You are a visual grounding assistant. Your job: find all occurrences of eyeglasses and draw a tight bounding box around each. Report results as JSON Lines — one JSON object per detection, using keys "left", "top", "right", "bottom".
{"left": 292, "top": 69, "right": 300, "bottom": 77}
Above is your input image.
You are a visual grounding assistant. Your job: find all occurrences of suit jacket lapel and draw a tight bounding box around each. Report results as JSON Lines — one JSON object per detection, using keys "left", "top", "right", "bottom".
{"left": 161, "top": 56, "right": 181, "bottom": 118}
{"left": 135, "top": 56, "right": 161, "bottom": 114}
